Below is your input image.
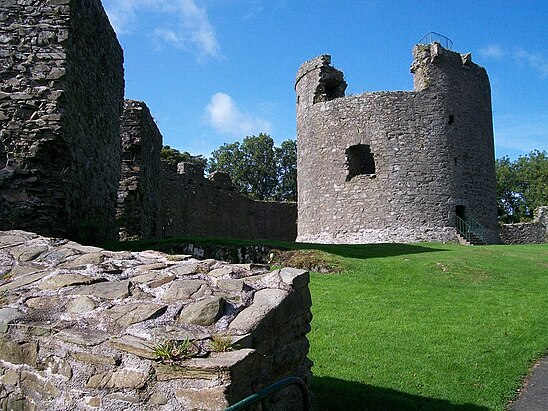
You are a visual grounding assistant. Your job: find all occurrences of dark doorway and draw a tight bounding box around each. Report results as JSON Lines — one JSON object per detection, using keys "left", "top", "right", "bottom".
{"left": 456, "top": 205, "right": 466, "bottom": 220}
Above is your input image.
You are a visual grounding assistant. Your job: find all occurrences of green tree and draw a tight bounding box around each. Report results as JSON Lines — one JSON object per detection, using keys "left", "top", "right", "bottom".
{"left": 495, "top": 150, "right": 547, "bottom": 222}
{"left": 275, "top": 139, "right": 297, "bottom": 201}
{"left": 160, "top": 145, "right": 207, "bottom": 170}
{"left": 208, "top": 134, "right": 297, "bottom": 201}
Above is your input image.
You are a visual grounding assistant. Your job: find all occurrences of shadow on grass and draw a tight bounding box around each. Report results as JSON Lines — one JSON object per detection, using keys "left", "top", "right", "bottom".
{"left": 311, "top": 376, "right": 488, "bottom": 411}
{"left": 102, "top": 236, "right": 446, "bottom": 261}
{"left": 284, "top": 242, "right": 446, "bottom": 260}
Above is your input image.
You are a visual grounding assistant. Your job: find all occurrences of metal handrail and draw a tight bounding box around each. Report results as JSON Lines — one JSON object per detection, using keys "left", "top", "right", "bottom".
{"left": 418, "top": 32, "right": 454, "bottom": 50}
{"left": 224, "top": 376, "right": 311, "bottom": 411}
{"left": 456, "top": 215, "right": 485, "bottom": 244}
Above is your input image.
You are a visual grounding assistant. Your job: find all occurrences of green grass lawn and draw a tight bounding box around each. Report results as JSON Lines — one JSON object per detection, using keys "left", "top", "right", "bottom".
{"left": 103, "top": 238, "right": 547, "bottom": 410}
{"left": 307, "top": 242, "right": 548, "bottom": 410}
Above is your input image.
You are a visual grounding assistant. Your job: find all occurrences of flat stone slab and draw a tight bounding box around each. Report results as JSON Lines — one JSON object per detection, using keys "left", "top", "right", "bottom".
{"left": 109, "top": 335, "right": 156, "bottom": 359}
{"left": 168, "top": 263, "right": 199, "bottom": 276}
{"left": 55, "top": 329, "right": 109, "bottom": 346}
{"left": 229, "top": 288, "right": 288, "bottom": 332}
{"left": 59, "top": 252, "right": 104, "bottom": 268}
{"left": 162, "top": 279, "right": 207, "bottom": 301}
{"left": 0, "top": 234, "right": 29, "bottom": 245}
{"left": 87, "top": 369, "right": 148, "bottom": 389}
{"left": 10, "top": 245, "right": 48, "bottom": 262}
{"left": 208, "top": 267, "right": 233, "bottom": 278}
{"left": 0, "top": 307, "right": 23, "bottom": 333}
{"left": 65, "top": 296, "right": 96, "bottom": 313}
{"left": 153, "top": 349, "right": 257, "bottom": 381}
{"left": 217, "top": 279, "right": 244, "bottom": 292}
{"left": 69, "top": 280, "right": 130, "bottom": 300}
{"left": 0, "top": 270, "right": 51, "bottom": 292}
{"left": 106, "top": 303, "right": 167, "bottom": 327}
{"left": 280, "top": 267, "right": 309, "bottom": 288}
{"left": 25, "top": 296, "right": 61, "bottom": 311}
{"left": 179, "top": 296, "right": 224, "bottom": 326}
{"left": 38, "top": 273, "right": 99, "bottom": 290}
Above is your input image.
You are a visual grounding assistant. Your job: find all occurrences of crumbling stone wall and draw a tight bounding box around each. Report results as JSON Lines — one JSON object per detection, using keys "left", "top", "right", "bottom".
{"left": 115, "top": 100, "right": 297, "bottom": 242}
{"left": 0, "top": 230, "right": 312, "bottom": 410}
{"left": 0, "top": 0, "right": 124, "bottom": 241}
{"left": 117, "top": 100, "right": 162, "bottom": 241}
{"left": 499, "top": 206, "right": 548, "bottom": 244}
{"left": 160, "top": 162, "right": 297, "bottom": 241}
{"left": 296, "top": 44, "right": 499, "bottom": 244}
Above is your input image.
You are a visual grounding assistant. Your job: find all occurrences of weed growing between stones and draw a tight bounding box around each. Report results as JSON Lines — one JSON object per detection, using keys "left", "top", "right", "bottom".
{"left": 152, "top": 339, "right": 197, "bottom": 363}
{"left": 210, "top": 335, "right": 234, "bottom": 352}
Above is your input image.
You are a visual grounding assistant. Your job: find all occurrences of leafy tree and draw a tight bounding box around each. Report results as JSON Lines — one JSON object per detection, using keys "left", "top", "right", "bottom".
{"left": 160, "top": 145, "right": 207, "bottom": 170}
{"left": 209, "top": 134, "right": 297, "bottom": 201}
{"left": 275, "top": 139, "right": 297, "bottom": 201}
{"left": 495, "top": 150, "right": 547, "bottom": 222}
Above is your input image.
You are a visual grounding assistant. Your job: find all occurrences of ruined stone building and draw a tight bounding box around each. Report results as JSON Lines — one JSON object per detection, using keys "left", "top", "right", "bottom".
{"left": 295, "top": 44, "right": 500, "bottom": 244}
{"left": 1, "top": 0, "right": 501, "bottom": 246}
{"left": 0, "top": 0, "right": 296, "bottom": 243}
{"left": 0, "top": 0, "right": 124, "bottom": 241}
{"left": 118, "top": 100, "right": 296, "bottom": 242}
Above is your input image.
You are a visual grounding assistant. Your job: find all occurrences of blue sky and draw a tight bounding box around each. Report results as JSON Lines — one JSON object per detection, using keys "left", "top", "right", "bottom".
{"left": 103, "top": 0, "right": 547, "bottom": 160}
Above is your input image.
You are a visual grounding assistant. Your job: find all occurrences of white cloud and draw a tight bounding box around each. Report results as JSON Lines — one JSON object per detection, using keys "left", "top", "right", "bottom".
{"left": 479, "top": 44, "right": 548, "bottom": 78}
{"left": 513, "top": 48, "right": 548, "bottom": 77}
{"left": 103, "top": 0, "right": 141, "bottom": 34}
{"left": 479, "top": 45, "right": 504, "bottom": 59}
{"left": 494, "top": 113, "right": 548, "bottom": 156}
{"left": 206, "top": 92, "right": 272, "bottom": 136}
{"left": 104, "top": 0, "right": 220, "bottom": 58}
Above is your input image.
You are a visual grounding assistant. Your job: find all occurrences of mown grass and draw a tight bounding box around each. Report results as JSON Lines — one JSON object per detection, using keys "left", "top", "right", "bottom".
{"left": 104, "top": 238, "right": 548, "bottom": 410}
{"left": 308, "top": 243, "right": 548, "bottom": 410}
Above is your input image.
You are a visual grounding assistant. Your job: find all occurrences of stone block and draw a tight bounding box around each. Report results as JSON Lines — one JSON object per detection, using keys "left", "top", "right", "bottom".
{"left": 179, "top": 296, "right": 224, "bottom": 326}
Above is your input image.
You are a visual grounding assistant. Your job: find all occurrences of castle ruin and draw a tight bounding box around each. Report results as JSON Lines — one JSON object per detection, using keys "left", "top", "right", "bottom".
{"left": 295, "top": 44, "right": 500, "bottom": 244}
{"left": 0, "top": 0, "right": 124, "bottom": 241}
{"left": 0, "top": 0, "right": 296, "bottom": 244}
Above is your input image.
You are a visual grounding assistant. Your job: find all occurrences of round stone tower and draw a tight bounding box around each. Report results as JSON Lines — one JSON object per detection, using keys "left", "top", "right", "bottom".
{"left": 295, "top": 43, "right": 500, "bottom": 244}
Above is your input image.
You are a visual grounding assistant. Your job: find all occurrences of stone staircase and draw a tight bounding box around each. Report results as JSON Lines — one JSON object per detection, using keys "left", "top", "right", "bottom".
{"left": 456, "top": 215, "right": 486, "bottom": 245}
{"left": 456, "top": 231, "right": 485, "bottom": 246}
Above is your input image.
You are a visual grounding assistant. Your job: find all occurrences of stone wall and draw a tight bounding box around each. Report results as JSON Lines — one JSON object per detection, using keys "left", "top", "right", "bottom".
{"left": 114, "top": 100, "right": 297, "bottom": 242}
{"left": 295, "top": 44, "right": 499, "bottom": 244}
{"left": 0, "top": 230, "right": 312, "bottom": 410}
{"left": 0, "top": 0, "right": 124, "bottom": 242}
{"left": 160, "top": 162, "right": 297, "bottom": 241}
{"left": 117, "top": 100, "right": 162, "bottom": 241}
{"left": 499, "top": 206, "right": 548, "bottom": 244}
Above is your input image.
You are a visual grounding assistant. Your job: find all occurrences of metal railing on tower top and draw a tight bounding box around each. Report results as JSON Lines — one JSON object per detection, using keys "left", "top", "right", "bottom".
{"left": 418, "top": 32, "right": 454, "bottom": 50}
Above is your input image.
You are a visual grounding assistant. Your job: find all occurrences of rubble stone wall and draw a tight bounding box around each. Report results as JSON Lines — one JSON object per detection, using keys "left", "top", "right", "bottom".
{"left": 0, "top": 0, "right": 124, "bottom": 241}
{"left": 117, "top": 100, "right": 162, "bottom": 241}
{"left": 160, "top": 162, "right": 297, "bottom": 241}
{"left": 115, "top": 101, "right": 296, "bottom": 242}
{"left": 296, "top": 44, "right": 500, "bottom": 244}
{"left": 499, "top": 207, "right": 548, "bottom": 244}
{"left": 0, "top": 230, "right": 312, "bottom": 410}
